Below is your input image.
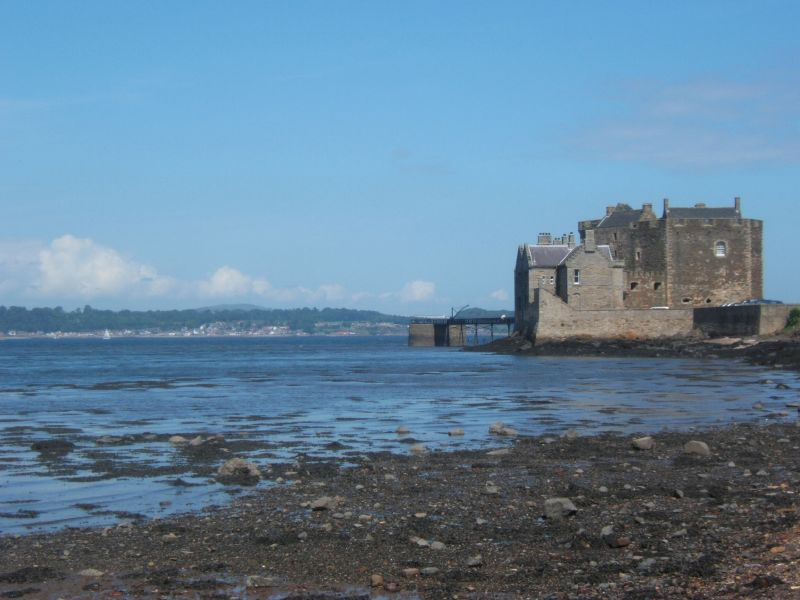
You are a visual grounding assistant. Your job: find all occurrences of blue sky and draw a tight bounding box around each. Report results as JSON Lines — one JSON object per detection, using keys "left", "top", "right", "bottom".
{"left": 1, "top": 1, "right": 798, "bottom": 314}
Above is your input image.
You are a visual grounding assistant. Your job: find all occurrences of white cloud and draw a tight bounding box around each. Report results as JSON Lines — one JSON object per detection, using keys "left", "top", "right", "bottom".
{"left": 490, "top": 289, "right": 509, "bottom": 301}
{"left": 34, "top": 235, "right": 173, "bottom": 298}
{"left": 0, "top": 235, "right": 440, "bottom": 310}
{"left": 399, "top": 280, "right": 436, "bottom": 302}
{"left": 196, "top": 267, "right": 352, "bottom": 304}
{"left": 198, "top": 266, "right": 262, "bottom": 297}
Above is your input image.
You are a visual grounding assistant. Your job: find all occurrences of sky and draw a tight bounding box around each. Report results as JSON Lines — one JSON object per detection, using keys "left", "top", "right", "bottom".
{"left": 1, "top": 1, "right": 798, "bottom": 315}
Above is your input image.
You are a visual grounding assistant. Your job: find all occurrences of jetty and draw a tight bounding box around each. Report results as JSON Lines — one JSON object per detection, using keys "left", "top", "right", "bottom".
{"left": 408, "top": 315, "right": 514, "bottom": 347}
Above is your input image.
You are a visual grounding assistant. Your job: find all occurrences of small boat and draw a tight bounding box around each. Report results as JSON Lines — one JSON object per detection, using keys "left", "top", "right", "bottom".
{"left": 103, "top": 329, "right": 111, "bottom": 340}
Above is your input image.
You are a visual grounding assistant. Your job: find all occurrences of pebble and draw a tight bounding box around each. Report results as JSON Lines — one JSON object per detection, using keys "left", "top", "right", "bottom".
{"left": 683, "top": 440, "right": 711, "bottom": 456}
{"left": 168, "top": 435, "right": 188, "bottom": 445}
{"left": 402, "top": 568, "right": 420, "bottom": 577}
{"left": 674, "top": 489, "right": 685, "bottom": 499}
{"left": 466, "top": 554, "right": 483, "bottom": 567}
{"left": 370, "top": 574, "right": 384, "bottom": 587}
{"left": 311, "top": 496, "right": 341, "bottom": 511}
{"left": 671, "top": 528, "right": 688, "bottom": 537}
{"left": 637, "top": 558, "right": 657, "bottom": 573}
{"left": 409, "top": 443, "right": 427, "bottom": 455}
{"left": 476, "top": 518, "right": 488, "bottom": 525}
{"left": 396, "top": 426, "right": 410, "bottom": 434}
{"left": 544, "top": 497, "right": 577, "bottom": 519}
{"left": 486, "top": 448, "right": 510, "bottom": 456}
{"left": 632, "top": 436, "right": 655, "bottom": 450}
{"left": 162, "top": 533, "right": 178, "bottom": 542}
{"left": 563, "top": 428, "right": 580, "bottom": 440}
{"left": 430, "top": 541, "right": 446, "bottom": 550}
{"left": 484, "top": 482, "right": 501, "bottom": 495}
{"left": 488, "top": 421, "right": 518, "bottom": 436}
{"left": 448, "top": 428, "right": 465, "bottom": 436}
{"left": 217, "top": 458, "right": 261, "bottom": 482}
{"left": 414, "top": 512, "right": 427, "bottom": 518}
{"left": 598, "top": 486, "right": 608, "bottom": 493}
{"left": 246, "top": 575, "right": 276, "bottom": 588}
{"left": 421, "top": 567, "right": 440, "bottom": 575}
{"left": 78, "top": 569, "right": 104, "bottom": 577}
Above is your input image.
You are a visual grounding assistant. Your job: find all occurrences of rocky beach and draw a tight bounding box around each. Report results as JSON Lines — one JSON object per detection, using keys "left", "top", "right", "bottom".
{"left": 2, "top": 335, "right": 800, "bottom": 598}
{"left": 2, "top": 419, "right": 800, "bottom": 599}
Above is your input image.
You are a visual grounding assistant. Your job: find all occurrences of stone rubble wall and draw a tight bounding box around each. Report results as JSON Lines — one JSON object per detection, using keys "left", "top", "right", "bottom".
{"left": 532, "top": 288, "right": 695, "bottom": 341}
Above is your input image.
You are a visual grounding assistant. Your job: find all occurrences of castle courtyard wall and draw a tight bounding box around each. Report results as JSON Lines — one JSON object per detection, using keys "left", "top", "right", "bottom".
{"left": 533, "top": 288, "right": 695, "bottom": 341}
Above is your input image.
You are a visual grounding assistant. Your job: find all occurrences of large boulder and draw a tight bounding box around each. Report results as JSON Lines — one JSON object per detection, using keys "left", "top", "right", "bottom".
{"left": 683, "top": 440, "right": 711, "bottom": 457}
{"left": 632, "top": 436, "right": 655, "bottom": 450}
{"left": 217, "top": 458, "right": 261, "bottom": 485}
{"left": 544, "top": 497, "right": 577, "bottom": 519}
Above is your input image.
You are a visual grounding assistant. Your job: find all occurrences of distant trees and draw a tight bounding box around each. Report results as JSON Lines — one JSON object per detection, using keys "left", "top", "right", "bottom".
{"left": 0, "top": 305, "right": 409, "bottom": 334}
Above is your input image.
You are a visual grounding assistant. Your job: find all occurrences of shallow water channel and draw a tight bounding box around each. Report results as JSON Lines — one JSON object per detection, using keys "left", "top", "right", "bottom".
{"left": 1, "top": 336, "right": 798, "bottom": 534}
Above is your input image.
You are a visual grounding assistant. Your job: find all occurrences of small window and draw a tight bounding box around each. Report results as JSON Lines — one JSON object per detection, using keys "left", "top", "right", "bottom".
{"left": 574, "top": 269, "right": 580, "bottom": 284}
{"left": 540, "top": 276, "right": 546, "bottom": 285}
{"left": 715, "top": 241, "right": 727, "bottom": 257}
{"left": 613, "top": 232, "right": 618, "bottom": 241}
{"left": 654, "top": 282, "right": 662, "bottom": 290}
{"left": 630, "top": 282, "right": 638, "bottom": 290}
{"left": 682, "top": 297, "right": 692, "bottom": 304}
{"left": 636, "top": 250, "right": 641, "bottom": 261}
{"left": 549, "top": 276, "right": 554, "bottom": 284}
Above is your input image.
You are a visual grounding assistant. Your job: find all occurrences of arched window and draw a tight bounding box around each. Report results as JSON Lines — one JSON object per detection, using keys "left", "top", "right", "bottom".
{"left": 715, "top": 241, "right": 727, "bottom": 257}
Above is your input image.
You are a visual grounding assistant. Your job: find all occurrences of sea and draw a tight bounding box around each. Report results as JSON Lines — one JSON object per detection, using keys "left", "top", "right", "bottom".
{"left": 1, "top": 335, "right": 797, "bottom": 535}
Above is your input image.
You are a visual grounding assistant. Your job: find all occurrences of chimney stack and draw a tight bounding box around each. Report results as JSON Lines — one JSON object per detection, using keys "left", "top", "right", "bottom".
{"left": 734, "top": 196, "right": 741, "bottom": 213}
{"left": 537, "top": 232, "right": 552, "bottom": 245}
{"left": 567, "top": 232, "right": 576, "bottom": 248}
{"left": 663, "top": 197, "right": 670, "bottom": 217}
{"left": 606, "top": 206, "right": 615, "bottom": 216}
{"left": 584, "top": 229, "right": 596, "bottom": 252}
{"left": 642, "top": 203, "right": 654, "bottom": 218}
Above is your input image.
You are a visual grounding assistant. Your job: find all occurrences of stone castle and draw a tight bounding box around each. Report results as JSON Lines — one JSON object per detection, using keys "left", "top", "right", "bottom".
{"left": 514, "top": 198, "right": 782, "bottom": 341}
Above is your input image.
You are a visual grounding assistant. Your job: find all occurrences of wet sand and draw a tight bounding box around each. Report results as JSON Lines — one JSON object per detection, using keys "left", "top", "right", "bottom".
{"left": 2, "top": 421, "right": 800, "bottom": 599}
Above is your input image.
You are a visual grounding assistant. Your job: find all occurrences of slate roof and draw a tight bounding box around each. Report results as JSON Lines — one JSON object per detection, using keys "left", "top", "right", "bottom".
{"left": 596, "top": 210, "right": 644, "bottom": 228}
{"left": 528, "top": 245, "right": 572, "bottom": 268}
{"left": 667, "top": 207, "right": 739, "bottom": 219}
{"left": 559, "top": 245, "right": 614, "bottom": 265}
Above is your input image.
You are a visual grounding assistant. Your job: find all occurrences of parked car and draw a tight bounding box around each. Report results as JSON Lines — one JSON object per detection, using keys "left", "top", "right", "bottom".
{"left": 734, "top": 299, "right": 783, "bottom": 306}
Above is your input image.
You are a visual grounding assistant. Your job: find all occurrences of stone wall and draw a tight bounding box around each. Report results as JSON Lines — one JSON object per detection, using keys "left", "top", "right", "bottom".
{"left": 593, "top": 219, "right": 668, "bottom": 309}
{"left": 532, "top": 288, "right": 695, "bottom": 341}
{"left": 665, "top": 219, "right": 761, "bottom": 307}
{"left": 408, "top": 323, "right": 435, "bottom": 346}
{"left": 557, "top": 247, "right": 624, "bottom": 310}
{"left": 694, "top": 304, "right": 798, "bottom": 337}
{"left": 408, "top": 323, "right": 468, "bottom": 346}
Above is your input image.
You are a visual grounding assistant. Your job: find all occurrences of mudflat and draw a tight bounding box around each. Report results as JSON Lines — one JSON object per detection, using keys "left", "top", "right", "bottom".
{"left": 2, "top": 421, "right": 800, "bottom": 599}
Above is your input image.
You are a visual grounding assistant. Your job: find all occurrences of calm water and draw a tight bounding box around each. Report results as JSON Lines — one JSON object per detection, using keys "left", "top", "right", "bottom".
{"left": 0, "top": 335, "right": 797, "bottom": 534}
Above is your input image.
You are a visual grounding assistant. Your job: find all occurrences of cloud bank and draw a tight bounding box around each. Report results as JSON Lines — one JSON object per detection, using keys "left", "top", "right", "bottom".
{"left": 0, "top": 235, "right": 438, "bottom": 310}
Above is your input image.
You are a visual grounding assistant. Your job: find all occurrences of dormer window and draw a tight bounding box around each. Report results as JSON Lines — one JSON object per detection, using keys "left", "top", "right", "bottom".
{"left": 715, "top": 241, "right": 727, "bottom": 257}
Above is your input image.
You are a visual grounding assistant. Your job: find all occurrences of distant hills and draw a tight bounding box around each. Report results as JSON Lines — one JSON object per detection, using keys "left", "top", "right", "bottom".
{"left": 0, "top": 305, "right": 513, "bottom": 335}
{"left": 0, "top": 305, "right": 407, "bottom": 334}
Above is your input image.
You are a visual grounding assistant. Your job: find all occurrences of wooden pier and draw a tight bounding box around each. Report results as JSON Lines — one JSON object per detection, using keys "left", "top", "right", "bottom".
{"left": 408, "top": 316, "right": 514, "bottom": 347}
